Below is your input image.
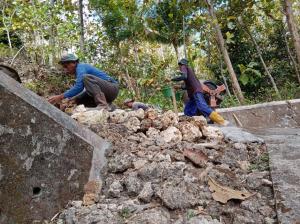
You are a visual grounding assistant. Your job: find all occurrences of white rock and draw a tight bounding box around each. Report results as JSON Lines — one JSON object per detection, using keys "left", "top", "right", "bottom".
{"left": 109, "top": 109, "right": 128, "bottom": 123}
{"left": 128, "top": 108, "right": 145, "bottom": 120}
{"left": 177, "top": 122, "right": 202, "bottom": 142}
{"left": 191, "top": 115, "right": 207, "bottom": 128}
{"left": 71, "top": 109, "right": 109, "bottom": 125}
{"left": 158, "top": 126, "right": 182, "bottom": 144}
{"left": 160, "top": 110, "right": 179, "bottom": 129}
{"left": 201, "top": 126, "right": 224, "bottom": 140}
{"left": 146, "top": 127, "right": 160, "bottom": 138}
{"left": 72, "top": 104, "right": 87, "bottom": 114}
{"left": 124, "top": 117, "right": 141, "bottom": 132}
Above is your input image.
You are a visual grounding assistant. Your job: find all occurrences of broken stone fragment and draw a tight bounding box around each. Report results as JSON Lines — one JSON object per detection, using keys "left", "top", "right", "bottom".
{"left": 140, "top": 118, "right": 153, "bottom": 131}
{"left": 138, "top": 182, "right": 153, "bottom": 202}
{"left": 133, "top": 159, "right": 148, "bottom": 170}
{"left": 82, "top": 180, "right": 102, "bottom": 206}
{"left": 71, "top": 109, "right": 109, "bottom": 125}
{"left": 201, "top": 126, "right": 224, "bottom": 140}
{"left": 191, "top": 115, "right": 207, "bottom": 128}
{"left": 123, "top": 116, "right": 141, "bottom": 132}
{"left": 145, "top": 108, "right": 158, "bottom": 120}
{"left": 127, "top": 108, "right": 145, "bottom": 120}
{"left": 109, "top": 109, "right": 128, "bottom": 123}
{"left": 107, "top": 152, "right": 134, "bottom": 173}
{"left": 160, "top": 110, "right": 179, "bottom": 129}
{"left": 177, "top": 122, "right": 202, "bottom": 142}
{"left": 108, "top": 180, "right": 123, "bottom": 198}
{"left": 157, "top": 126, "right": 182, "bottom": 144}
{"left": 156, "top": 180, "right": 210, "bottom": 209}
{"left": 127, "top": 207, "right": 170, "bottom": 224}
{"left": 146, "top": 127, "right": 160, "bottom": 139}
{"left": 124, "top": 173, "right": 143, "bottom": 196}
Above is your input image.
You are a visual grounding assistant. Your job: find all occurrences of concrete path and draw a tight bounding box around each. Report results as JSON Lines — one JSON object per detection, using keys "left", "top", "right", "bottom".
{"left": 248, "top": 128, "right": 300, "bottom": 224}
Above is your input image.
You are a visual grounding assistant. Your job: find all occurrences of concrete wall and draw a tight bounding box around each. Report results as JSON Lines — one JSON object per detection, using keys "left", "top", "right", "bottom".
{"left": 217, "top": 99, "right": 300, "bottom": 129}
{"left": 0, "top": 72, "right": 107, "bottom": 223}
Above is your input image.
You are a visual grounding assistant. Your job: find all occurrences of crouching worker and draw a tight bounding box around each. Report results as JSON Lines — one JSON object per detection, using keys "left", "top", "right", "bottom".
{"left": 48, "top": 54, "right": 119, "bottom": 110}
{"left": 172, "top": 59, "right": 228, "bottom": 125}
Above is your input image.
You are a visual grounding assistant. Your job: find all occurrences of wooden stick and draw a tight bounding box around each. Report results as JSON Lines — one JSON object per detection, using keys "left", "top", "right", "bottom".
{"left": 171, "top": 86, "right": 178, "bottom": 115}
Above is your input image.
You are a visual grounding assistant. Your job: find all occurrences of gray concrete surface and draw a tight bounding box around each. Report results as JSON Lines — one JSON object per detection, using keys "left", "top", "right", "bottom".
{"left": 0, "top": 72, "right": 108, "bottom": 223}
{"left": 218, "top": 99, "right": 300, "bottom": 129}
{"left": 253, "top": 128, "right": 300, "bottom": 224}
{"left": 219, "top": 101, "right": 300, "bottom": 223}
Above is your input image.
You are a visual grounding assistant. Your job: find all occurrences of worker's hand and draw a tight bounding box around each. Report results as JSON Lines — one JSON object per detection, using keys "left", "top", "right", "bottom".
{"left": 48, "top": 94, "right": 64, "bottom": 104}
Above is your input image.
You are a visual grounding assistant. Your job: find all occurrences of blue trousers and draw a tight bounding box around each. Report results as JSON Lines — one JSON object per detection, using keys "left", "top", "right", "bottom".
{"left": 184, "top": 92, "right": 213, "bottom": 117}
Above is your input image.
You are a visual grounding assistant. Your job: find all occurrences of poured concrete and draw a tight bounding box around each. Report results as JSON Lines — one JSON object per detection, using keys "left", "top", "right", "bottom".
{"left": 218, "top": 99, "right": 300, "bottom": 129}
{"left": 254, "top": 128, "right": 300, "bottom": 223}
{"left": 0, "top": 72, "right": 108, "bottom": 223}
{"left": 218, "top": 101, "right": 300, "bottom": 223}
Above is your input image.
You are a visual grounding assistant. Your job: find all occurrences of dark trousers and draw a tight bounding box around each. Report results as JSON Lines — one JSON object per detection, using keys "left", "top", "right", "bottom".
{"left": 75, "top": 75, "right": 119, "bottom": 107}
{"left": 184, "top": 92, "right": 213, "bottom": 117}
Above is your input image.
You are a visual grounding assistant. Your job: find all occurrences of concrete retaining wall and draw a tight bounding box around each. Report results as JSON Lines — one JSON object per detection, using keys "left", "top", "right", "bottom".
{"left": 217, "top": 99, "right": 300, "bottom": 129}
{"left": 0, "top": 72, "right": 108, "bottom": 223}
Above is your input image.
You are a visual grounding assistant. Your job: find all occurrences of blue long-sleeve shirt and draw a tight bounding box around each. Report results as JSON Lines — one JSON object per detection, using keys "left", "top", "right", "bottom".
{"left": 63, "top": 63, "right": 117, "bottom": 98}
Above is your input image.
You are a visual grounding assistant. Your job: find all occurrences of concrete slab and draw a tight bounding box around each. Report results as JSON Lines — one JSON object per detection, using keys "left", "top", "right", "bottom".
{"left": 218, "top": 99, "right": 300, "bottom": 129}
{"left": 0, "top": 72, "right": 108, "bottom": 223}
{"left": 254, "top": 128, "right": 300, "bottom": 224}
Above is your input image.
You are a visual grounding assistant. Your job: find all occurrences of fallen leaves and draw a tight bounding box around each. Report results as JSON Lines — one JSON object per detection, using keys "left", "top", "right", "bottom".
{"left": 208, "top": 177, "right": 255, "bottom": 204}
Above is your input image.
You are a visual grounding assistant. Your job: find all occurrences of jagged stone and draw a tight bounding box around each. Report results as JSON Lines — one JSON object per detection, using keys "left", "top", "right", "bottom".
{"left": 201, "top": 126, "right": 224, "bottom": 140}
{"left": 160, "top": 110, "right": 179, "bottom": 129}
{"left": 108, "top": 180, "right": 123, "bottom": 198}
{"left": 127, "top": 207, "right": 170, "bottom": 224}
{"left": 82, "top": 180, "right": 102, "bottom": 206}
{"left": 157, "top": 126, "right": 182, "bottom": 144}
{"left": 124, "top": 172, "right": 143, "bottom": 196}
{"left": 138, "top": 182, "right": 154, "bottom": 202}
{"left": 107, "top": 152, "right": 134, "bottom": 173}
{"left": 71, "top": 109, "right": 109, "bottom": 125}
{"left": 124, "top": 116, "right": 141, "bottom": 132}
{"left": 156, "top": 180, "right": 210, "bottom": 210}
{"left": 0, "top": 72, "right": 107, "bottom": 223}
{"left": 146, "top": 127, "right": 160, "bottom": 138}
{"left": 191, "top": 115, "right": 207, "bottom": 128}
{"left": 128, "top": 108, "right": 145, "bottom": 120}
{"left": 177, "top": 122, "right": 202, "bottom": 142}
{"left": 145, "top": 108, "right": 158, "bottom": 120}
{"left": 109, "top": 109, "right": 128, "bottom": 123}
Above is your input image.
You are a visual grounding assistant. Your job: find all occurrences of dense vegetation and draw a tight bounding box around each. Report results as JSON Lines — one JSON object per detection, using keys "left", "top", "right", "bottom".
{"left": 1, "top": 0, "right": 300, "bottom": 109}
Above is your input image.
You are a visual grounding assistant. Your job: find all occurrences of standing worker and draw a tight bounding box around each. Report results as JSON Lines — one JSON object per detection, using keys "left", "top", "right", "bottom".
{"left": 48, "top": 53, "right": 119, "bottom": 110}
{"left": 171, "top": 59, "right": 228, "bottom": 125}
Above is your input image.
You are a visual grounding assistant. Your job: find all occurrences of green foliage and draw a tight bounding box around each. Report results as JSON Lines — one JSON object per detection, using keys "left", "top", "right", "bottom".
{"left": 249, "top": 153, "right": 269, "bottom": 171}
{"left": 238, "top": 62, "right": 262, "bottom": 86}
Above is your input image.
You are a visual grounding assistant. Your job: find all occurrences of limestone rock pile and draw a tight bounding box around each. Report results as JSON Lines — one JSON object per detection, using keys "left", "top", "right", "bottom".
{"left": 56, "top": 106, "right": 276, "bottom": 224}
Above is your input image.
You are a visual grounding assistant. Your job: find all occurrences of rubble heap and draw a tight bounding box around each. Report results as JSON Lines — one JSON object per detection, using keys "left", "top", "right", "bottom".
{"left": 56, "top": 107, "right": 276, "bottom": 224}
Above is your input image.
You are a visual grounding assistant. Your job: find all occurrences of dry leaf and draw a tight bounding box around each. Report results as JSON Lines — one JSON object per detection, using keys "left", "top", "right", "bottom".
{"left": 208, "top": 177, "right": 255, "bottom": 204}
{"left": 183, "top": 149, "right": 208, "bottom": 167}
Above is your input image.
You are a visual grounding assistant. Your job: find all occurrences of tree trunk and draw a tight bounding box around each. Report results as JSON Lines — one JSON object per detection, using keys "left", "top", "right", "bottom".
{"left": 78, "top": 0, "right": 85, "bottom": 53}
{"left": 49, "top": 0, "right": 56, "bottom": 66}
{"left": 284, "top": 31, "right": 300, "bottom": 84}
{"left": 238, "top": 18, "right": 281, "bottom": 99}
{"left": 283, "top": 0, "right": 300, "bottom": 67}
{"left": 182, "top": 16, "right": 187, "bottom": 59}
{"left": 172, "top": 41, "right": 179, "bottom": 60}
{"left": 205, "top": 0, "right": 245, "bottom": 104}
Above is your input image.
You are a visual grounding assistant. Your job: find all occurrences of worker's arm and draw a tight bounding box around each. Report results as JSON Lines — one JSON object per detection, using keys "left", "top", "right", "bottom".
{"left": 171, "top": 71, "right": 187, "bottom": 82}
{"left": 63, "top": 67, "right": 86, "bottom": 98}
